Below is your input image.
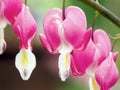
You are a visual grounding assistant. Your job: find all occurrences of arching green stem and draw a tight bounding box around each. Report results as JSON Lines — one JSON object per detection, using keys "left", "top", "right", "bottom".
{"left": 92, "top": 11, "right": 99, "bottom": 31}
{"left": 77, "top": 0, "right": 120, "bottom": 28}
{"left": 111, "top": 38, "right": 119, "bottom": 51}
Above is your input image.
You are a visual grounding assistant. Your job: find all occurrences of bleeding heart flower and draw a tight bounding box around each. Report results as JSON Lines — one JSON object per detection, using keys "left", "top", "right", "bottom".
{"left": 90, "top": 30, "right": 119, "bottom": 90}
{"left": 95, "top": 52, "right": 119, "bottom": 90}
{"left": 13, "top": 4, "right": 37, "bottom": 80}
{"left": 39, "top": 6, "right": 92, "bottom": 81}
{"left": 71, "top": 29, "right": 119, "bottom": 90}
{"left": 88, "top": 29, "right": 118, "bottom": 71}
{"left": 0, "top": 0, "right": 22, "bottom": 54}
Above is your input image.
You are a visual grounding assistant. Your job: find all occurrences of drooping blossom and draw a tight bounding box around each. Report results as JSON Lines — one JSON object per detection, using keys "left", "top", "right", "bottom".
{"left": 13, "top": 4, "right": 37, "bottom": 80}
{"left": 71, "top": 29, "right": 119, "bottom": 90}
{"left": 39, "top": 6, "right": 92, "bottom": 81}
{"left": 95, "top": 52, "right": 119, "bottom": 90}
{"left": 0, "top": 0, "right": 22, "bottom": 54}
{"left": 90, "top": 30, "right": 118, "bottom": 90}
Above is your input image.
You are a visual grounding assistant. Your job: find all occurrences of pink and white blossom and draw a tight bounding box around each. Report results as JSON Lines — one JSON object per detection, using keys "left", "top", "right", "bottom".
{"left": 71, "top": 29, "right": 119, "bottom": 90}
{"left": 39, "top": 6, "right": 92, "bottom": 81}
{"left": 95, "top": 52, "right": 119, "bottom": 90}
{"left": 13, "top": 4, "right": 37, "bottom": 80}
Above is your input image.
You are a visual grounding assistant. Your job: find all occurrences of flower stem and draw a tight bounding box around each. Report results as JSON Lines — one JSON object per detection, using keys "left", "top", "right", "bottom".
{"left": 77, "top": 0, "right": 120, "bottom": 28}
{"left": 92, "top": 11, "right": 99, "bottom": 31}
{"left": 92, "top": 0, "right": 99, "bottom": 31}
{"left": 111, "top": 38, "right": 119, "bottom": 51}
{"left": 62, "top": 0, "right": 66, "bottom": 20}
{"left": 25, "top": 0, "right": 27, "bottom": 5}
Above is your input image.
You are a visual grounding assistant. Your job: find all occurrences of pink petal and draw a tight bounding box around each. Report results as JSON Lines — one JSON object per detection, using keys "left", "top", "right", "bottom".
{"left": 79, "top": 28, "right": 92, "bottom": 50}
{"left": 3, "top": 0, "right": 22, "bottom": 24}
{"left": 0, "top": 0, "right": 4, "bottom": 17}
{"left": 93, "top": 29, "right": 111, "bottom": 51}
{"left": 43, "top": 8, "right": 62, "bottom": 52}
{"left": 63, "top": 6, "right": 87, "bottom": 49}
{"left": 93, "top": 30, "right": 111, "bottom": 65}
{"left": 71, "top": 55, "right": 83, "bottom": 76}
{"left": 39, "top": 34, "right": 58, "bottom": 54}
{"left": 95, "top": 52, "right": 119, "bottom": 90}
{"left": 13, "top": 4, "right": 37, "bottom": 49}
{"left": 71, "top": 40, "right": 95, "bottom": 76}
{"left": 0, "top": 0, "right": 1, "bottom": 7}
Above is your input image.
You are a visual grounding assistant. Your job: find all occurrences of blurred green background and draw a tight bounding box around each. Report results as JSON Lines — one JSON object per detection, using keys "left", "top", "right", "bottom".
{"left": 0, "top": 0, "right": 120, "bottom": 90}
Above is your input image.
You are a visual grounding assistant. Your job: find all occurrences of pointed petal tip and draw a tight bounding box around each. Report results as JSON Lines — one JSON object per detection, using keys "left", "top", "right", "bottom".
{"left": 59, "top": 70, "right": 70, "bottom": 82}
{"left": 20, "top": 69, "right": 31, "bottom": 81}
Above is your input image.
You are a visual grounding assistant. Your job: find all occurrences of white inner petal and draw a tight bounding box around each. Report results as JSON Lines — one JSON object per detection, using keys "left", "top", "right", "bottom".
{"left": 15, "top": 48, "right": 36, "bottom": 80}
{"left": 0, "top": 17, "right": 7, "bottom": 29}
{"left": 58, "top": 53, "right": 71, "bottom": 81}
{"left": 89, "top": 76, "right": 100, "bottom": 90}
{"left": 58, "top": 42, "right": 72, "bottom": 53}
{"left": 0, "top": 18, "right": 7, "bottom": 54}
{"left": 55, "top": 18, "right": 72, "bottom": 81}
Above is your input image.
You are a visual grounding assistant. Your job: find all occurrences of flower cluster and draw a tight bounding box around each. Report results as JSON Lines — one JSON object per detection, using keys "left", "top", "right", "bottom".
{"left": 0, "top": 0, "right": 37, "bottom": 80}
{"left": 0, "top": 0, "right": 119, "bottom": 90}
{"left": 40, "top": 6, "right": 119, "bottom": 90}
{"left": 72, "top": 29, "right": 119, "bottom": 90}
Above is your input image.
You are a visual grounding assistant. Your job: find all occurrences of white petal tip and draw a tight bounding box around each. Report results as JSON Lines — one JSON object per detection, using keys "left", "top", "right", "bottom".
{"left": 58, "top": 53, "right": 71, "bottom": 82}
{"left": 59, "top": 70, "right": 70, "bottom": 82}
{"left": 0, "top": 41, "right": 6, "bottom": 54}
{"left": 21, "top": 69, "right": 31, "bottom": 80}
{"left": 61, "top": 78, "right": 66, "bottom": 82}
